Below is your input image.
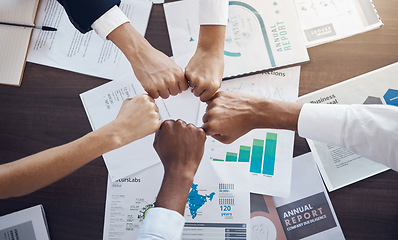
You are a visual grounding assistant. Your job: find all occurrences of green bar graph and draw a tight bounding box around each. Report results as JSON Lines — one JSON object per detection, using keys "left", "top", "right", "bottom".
{"left": 250, "top": 139, "right": 264, "bottom": 174}
{"left": 226, "top": 152, "right": 238, "bottom": 162}
{"left": 238, "top": 146, "right": 251, "bottom": 162}
{"left": 262, "top": 133, "right": 277, "bottom": 175}
{"left": 211, "top": 132, "right": 277, "bottom": 176}
{"left": 213, "top": 158, "right": 224, "bottom": 162}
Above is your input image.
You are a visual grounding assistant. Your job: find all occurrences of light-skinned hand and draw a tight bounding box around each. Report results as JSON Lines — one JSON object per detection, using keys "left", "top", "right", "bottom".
{"left": 185, "top": 25, "right": 225, "bottom": 102}
{"left": 110, "top": 94, "right": 161, "bottom": 148}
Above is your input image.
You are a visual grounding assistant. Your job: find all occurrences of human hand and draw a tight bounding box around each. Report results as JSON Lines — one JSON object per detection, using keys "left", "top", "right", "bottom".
{"left": 153, "top": 119, "right": 206, "bottom": 177}
{"left": 108, "top": 22, "right": 188, "bottom": 99}
{"left": 153, "top": 119, "right": 206, "bottom": 215}
{"left": 109, "top": 94, "right": 161, "bottom": 148}
{"left": 202, "top": 91, "right": 303, "bottom": 144}
{"left": 130, "top": 45, "right": 188, "bottom": 99}
{"left": 185, "top": 25, "right": 225, "bottom": 102}
{"left": 185, "top": 50, "right": 224, "bottom": 102}
{"left": 202, "top": 91, "right": 261, "bottom": 144}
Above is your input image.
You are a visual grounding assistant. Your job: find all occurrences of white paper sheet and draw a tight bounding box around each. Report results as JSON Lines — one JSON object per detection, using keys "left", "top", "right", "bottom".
{"left": 294, "top": 0, "right": 382, "bottom": 47}
{"left": 0, "top": 205, "right": 50, "bottom": 240}
{"left": 27, "top": 0, "right": 152, "bottom": 80}
{"left": 151, "top": 0, "right": 164, "bottom": 4}
{"left": 103, "top": 160, "right": 251, "bottom": 240}
{"left": 197, "top": 66, "right": 300, "bottom": 197}
{"left": 80, "top": 73, "right": 201, "bottom": 181}
{"left": 164, "top": 0, "right": 309, "bottom": 78}
{"left": 268, "top": 153, "right": 345, "bottom": 239}
{"left": 296, "top": 63, "right": 398, "bottom": 191}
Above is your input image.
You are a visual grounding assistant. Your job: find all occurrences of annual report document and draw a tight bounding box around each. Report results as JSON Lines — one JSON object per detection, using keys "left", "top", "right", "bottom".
{"left": 103, "top": 159, "right": 250, "bottom": 240}
{"left": 197, "top": 66, "right": 300, "bottom": 196}
{"left": 294, "top": 0, "right": 382, "bottom": 47}
{"left": 27, "top": 0, "right": 152, "bottom": 80}
{"left": 297, "top": 63, "right": 398, "bottom": 191}
{"left": 80, "top": 73, "right": 201, "bottom": 181}
{"left": 250, "top": 153, "right": 345, "bottom": 239}
{"left": 164, "top": 0, "right": 309, "bottom": 78}
{"left": 0, "top": 205, "right": 50, "bottom": 240}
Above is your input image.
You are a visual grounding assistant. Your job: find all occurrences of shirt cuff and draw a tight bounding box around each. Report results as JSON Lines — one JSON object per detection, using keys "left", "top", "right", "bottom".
{"left": 91, "top": 5, "right": 130, "bottom": 40}
{"left": 298, "top": 103, "right": 349, "bottom": 146}
{"left": 199, "top": 0, "right": 229, "bottom": 25}
{"left": 138, "top": 207, "right": 185, "bottom": 240}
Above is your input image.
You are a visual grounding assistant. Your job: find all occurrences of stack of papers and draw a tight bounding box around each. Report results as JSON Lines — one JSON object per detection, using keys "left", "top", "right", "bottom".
{"left": 164, "top": 0, "right": 309, "bottom": 78}
{"left": 81, "top": 66, "right": 302, "bottom": 239}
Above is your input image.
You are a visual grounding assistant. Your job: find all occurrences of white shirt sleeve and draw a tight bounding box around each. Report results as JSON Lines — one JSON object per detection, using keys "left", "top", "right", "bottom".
{"left": 91, "top": 5, "right": 130, "bottom": 40}
{"left": 137, "top": 207, "right": 186, "bottom": 240}
{"left": 199, "top": 0, "right": 229, "bottom": 25}
{"left": 298, "top": 103, "right": 398, "bottom": 171}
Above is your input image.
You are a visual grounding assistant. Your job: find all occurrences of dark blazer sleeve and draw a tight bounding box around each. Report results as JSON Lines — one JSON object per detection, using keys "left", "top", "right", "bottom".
{"left": 56, "top": 0, "right": 121, "bottom": 33}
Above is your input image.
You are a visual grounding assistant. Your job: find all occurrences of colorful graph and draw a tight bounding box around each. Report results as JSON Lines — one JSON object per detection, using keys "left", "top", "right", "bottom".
{"left": 213, "top": 132, "right": 278, "bottom": 176}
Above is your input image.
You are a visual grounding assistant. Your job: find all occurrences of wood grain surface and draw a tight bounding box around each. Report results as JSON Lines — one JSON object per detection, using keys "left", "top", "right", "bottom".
{"left": 0, "top": 0, "right": 397, "bottom": 239}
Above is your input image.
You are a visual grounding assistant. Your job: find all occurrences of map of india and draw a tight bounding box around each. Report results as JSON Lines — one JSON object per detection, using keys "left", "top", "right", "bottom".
{"left": 187, "top": 183, "right": 215, "bottom": 219}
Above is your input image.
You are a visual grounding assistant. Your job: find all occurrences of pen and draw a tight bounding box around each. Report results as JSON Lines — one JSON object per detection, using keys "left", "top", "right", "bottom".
{"left": 0, "top": 22, "right": 57, "bottom": 31}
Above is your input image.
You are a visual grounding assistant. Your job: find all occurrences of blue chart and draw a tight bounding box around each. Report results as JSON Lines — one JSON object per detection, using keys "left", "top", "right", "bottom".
{"left": 213, "top": 132, "right": 278, "bottom": 176}
{"left": 187, "top": 183, "right": 215, "bottom": 219}
{"left": 383, "top": 88, "right": 398, "bottom": 106}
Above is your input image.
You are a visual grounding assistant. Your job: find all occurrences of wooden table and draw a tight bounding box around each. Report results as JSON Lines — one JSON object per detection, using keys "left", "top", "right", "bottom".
{"left": 0, "top": 0, "right": 397, "bottom": 239}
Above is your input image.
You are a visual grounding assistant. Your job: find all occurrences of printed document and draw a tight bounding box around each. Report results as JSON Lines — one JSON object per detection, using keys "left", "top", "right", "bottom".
{"left": 103, "top": 160, "right": 250, "bottom": 240}
{"left": 297, "top": 63, "right": 398, "bottom": 191}
{"left": 294, "top": 0, "right": 382, "bottom": 47}
{"left": 164, "top": 0, "right": 309, "bottom": 78}
{"left": 197, "top": 66, "right": 301, "bottom": 196}
{"left": 80, "top": 73, "right": 200, "bottom": 181}
{"left": 27, "top": 0, "right": 152, "bottom": 80}
{"left": 0, "top": 205, "right": 50, "bottom": 240}
{"left": 250, "top": 153, "right": 345, "bottom": 239}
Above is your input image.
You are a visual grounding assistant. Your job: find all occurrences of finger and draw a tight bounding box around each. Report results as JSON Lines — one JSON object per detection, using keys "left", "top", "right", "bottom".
{"left": 201, "top": 122, "right": 216, "bottom": 135}
{"left": 153, "top": 128, "right": 160, "bottom": 149}
{"left": 212, "top": 134, "right": 231, "bottom": 144}
{"left": 199, "top": 89, "right": 214, "bottom": 102}
{"left": 207, "top": 92, "right": 221, "bottom": 104}
{"left": 144, "top": 94, "right": 156, "bottom": 103}
{"left": 178, "top": 77, "right": 189, "bottom": 92}
{"left": 176, "top": 119, "right": 187, "bottom": 126}
{"left": 168, "top": 82, "right": 180, "bottom": 96}
{"left": 202, "top": 112, "right": 210, "bottom": 123}
{"left": 158, "top": 89, "right": 170, "bottom": 99}
{"left": 193, "top": 85, "right": 206, "bottom": 98}
{"left": 154, "top": 103, "right": 159, "bottom": 113}
{"left": 146, "top": 88, "right": 160, "bottom": 99}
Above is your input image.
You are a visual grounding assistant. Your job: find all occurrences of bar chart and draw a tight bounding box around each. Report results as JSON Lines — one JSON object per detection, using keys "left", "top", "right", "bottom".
{"left": 212, "top": 132, "right": 278, "bottom": 176}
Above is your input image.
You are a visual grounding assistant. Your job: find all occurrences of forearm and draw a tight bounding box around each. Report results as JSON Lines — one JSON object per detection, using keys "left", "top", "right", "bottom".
{"left": 107, "top": 22, "right": 151, "bottom": 64}
{"left": 0, "top": 124, "right": 118, "bottom": 199}
{"left": 298, "top": 104, "right": 398, "bottom": 170}
{"left": 254, "top": 99, "right": 303, "bottom": 131}
{"left": 155, "top": 170, "right": 194, "bottom": 216}
{"left": 196, "top": 25, "right": 226, "bottom": 56}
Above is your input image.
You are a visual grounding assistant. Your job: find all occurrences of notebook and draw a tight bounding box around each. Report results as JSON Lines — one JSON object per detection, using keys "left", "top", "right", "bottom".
{"left": 0, "top": 0, "right": 40, "bottom": 86}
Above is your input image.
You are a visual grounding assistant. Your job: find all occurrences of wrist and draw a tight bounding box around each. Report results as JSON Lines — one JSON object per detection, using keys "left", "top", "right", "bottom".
{"left": 254, "top": 99, "right": 303, "bottom": 131}
{"left": 108, "top": 22, "right": 151, "bottom": 64}
{"left": 196, "top": 25, "right": 225, "bottom": 56}
{"left": 155, "top": 167, "right": 195, "bottom": 215}
{"left": 96, "top": 120, "right": 136, "bottom": 151}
